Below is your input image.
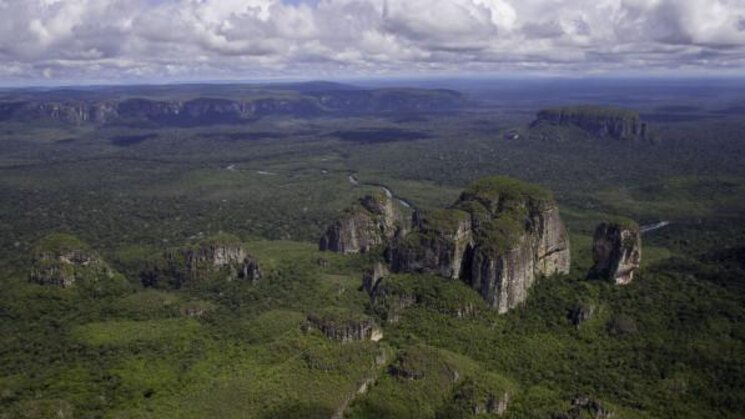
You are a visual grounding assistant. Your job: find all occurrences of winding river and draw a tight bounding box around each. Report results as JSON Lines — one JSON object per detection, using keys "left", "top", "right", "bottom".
{"left": 348, "top": 174, "right": 414, "bottom": 209}
{"left": 350, "top": 173, "right": 672, "bottom": 235}
{"left": 640, "top": 221, "right": 671, "bottom": 234}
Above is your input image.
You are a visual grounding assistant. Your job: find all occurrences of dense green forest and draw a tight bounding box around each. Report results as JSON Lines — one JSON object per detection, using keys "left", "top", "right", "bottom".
{"left": 1, "top": 84, "right": 745, "bottom": 418}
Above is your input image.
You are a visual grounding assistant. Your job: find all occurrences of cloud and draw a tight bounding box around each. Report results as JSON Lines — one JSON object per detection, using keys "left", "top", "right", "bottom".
{"left": 0, "top": 0, "right": 744, "bottom": 84}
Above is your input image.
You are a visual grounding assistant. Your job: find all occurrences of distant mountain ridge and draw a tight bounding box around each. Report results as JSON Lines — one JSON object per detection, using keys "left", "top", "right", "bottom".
{"left": 530, "top": 105, "right": 652, "bottom": 141}
{"left": 0, "top": 82, "right": 464, "bottom": 126}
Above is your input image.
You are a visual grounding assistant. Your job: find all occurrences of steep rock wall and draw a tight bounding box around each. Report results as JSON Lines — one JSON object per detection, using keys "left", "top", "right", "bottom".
{"left": 319, "top": 193, "right": 403, "bottom": 254}
{"left": 29, "top": 234, "right": 113, "bottom": 287}
{"left": 144, "top": 235, "right": 261, "bottom": 287}
{"left": 389, "top": 176, "right": 571, "bottom": 312}
{"left": 532, "top": 106, "right": 650, "bottom": 141}
{"left": 588, "top": 221, "right": 642, "bottom": 285}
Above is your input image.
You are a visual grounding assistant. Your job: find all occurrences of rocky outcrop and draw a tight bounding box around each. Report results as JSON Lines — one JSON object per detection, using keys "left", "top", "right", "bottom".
{"left": 29, "top": 233, "right": 113, "bottom": 287}
{"left": 588, "top": 221, "right": 642, "bottom": 285}
{"left": 305, "top": 310, "right": 383, "bottom": 343}
{"left": 362, "top": 262, "right": 390, "bottom": 295}
{"left": 0, "top": 86, "right": 463, "bottom": 126}
{"left": 450, "top": 378, "right": 511, "bottom": 417}
{"left": 389, "top": 209, "right": 473, "bottom": 279}
{"left": 367, "top": 277, "right": 417, "bottom": 324}
{"left": 556, "top": 396, "right": 615, "bottom": 419}
{"left": 468, "top": 235, "right": 537, "bottom": 313}
{"left": 143, "top": 234, "right": 261, "bottom": 287}
{"left": 569, "top": 303, "right": 596, "bottom": 328}
{"left": 319, "top": 192, "right": 404, "bottom": 254}
{"left": 389, "top": 176, "right": 571, "bottom": 313}
{"left": 531, "top": 106, "right": 650, "bottom": 141}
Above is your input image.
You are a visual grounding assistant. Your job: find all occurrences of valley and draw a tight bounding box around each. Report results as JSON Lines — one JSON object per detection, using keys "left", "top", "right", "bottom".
{"left": 1, "top": 80, "right": 744, "bottom": 418}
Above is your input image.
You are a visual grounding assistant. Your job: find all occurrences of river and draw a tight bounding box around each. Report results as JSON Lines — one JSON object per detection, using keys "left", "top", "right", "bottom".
{"left": 348, "top": 174, "right": 413, "bottom": 209}
{"left": 640, "top": 221, "right": 671, "bottom": 234}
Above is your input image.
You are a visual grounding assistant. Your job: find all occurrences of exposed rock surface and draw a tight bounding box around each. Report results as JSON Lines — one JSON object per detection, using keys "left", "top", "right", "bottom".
{"left": 569, "top": 304, "right": 596, "bottom": 328}
{"left": 531, "top": 106, "right": 650, "bottom": 141}
{"left": 390, "top": 209, "right": 473, "bottom": 279}
{"left": 451, "top": 379, "right": 511, "bottom": 417}
{"left": 0, "top": 87, "right": 463, "bottom": 126}
{"left": 319, "top": 192, "right": 404, "bottom": 254}
{"left": 143, "top": 234, "right": 261, "bottom": 287}
{"left": 305, "top": 310, "right": 383, "bottom": 343}
{"left": 29, "top": 233, "right": 113, "bottom": 287}
{"left": 588, "top": 221, "right": 642, "bottom": 285}
{"left": 389, "top": 176, "right": 571, "bottom": 313}
{"left": 362, "top": 262, "right": 390, "bottom": 295}
{"left": 555, "top": 396, "right": 615, "bottom": 419}
{"left": 367, "top": 277, "right": 417, "bottom": 324}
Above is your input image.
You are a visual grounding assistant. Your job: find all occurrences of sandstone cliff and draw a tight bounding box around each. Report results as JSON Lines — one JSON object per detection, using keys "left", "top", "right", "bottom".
{"left": 366, "top": 275, "right": 418, "bottom": 324}
{"left": 29, "top": 233, "right": 114, "bottom": 287}
{"left": 531, "top": 105, "right": 650, "bottom": 141}
{"left": 0, "top": 86, "right": 463, "bottom": 126}
{"left": 305, "top": 309, "right": 383, "bottom": 343}
{"left": 389, "top": 209, "right": 472, "bottom": 279}
{"left": 588, "top": 220, "right": 642, "bottom": 285}
{"left": 390, "top": 176, "right": 571, "bottom": 313}
{"left": 143, "top": 234, "right": 261, "bottom": 287}
{"left": 362, "top": 262, "right": 390, "bottom": 295}
{"left": 319, "top": 192, "right": 404, "bottom": 254}
{"left": 555, "top": 396, "right": 615, "bottom": 419}
{"left": 448, "top": 377, "right": 511, "bottom": 417}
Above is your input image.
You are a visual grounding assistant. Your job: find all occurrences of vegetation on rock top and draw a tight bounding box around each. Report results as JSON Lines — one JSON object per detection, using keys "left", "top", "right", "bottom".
{"left": 33, "top": 233, "right": 91, "bottom": 255}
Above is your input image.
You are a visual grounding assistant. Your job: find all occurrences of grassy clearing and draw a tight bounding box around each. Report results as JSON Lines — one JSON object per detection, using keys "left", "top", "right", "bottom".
{"left": 72, "top": 319, "right": 202, "bottom": 347}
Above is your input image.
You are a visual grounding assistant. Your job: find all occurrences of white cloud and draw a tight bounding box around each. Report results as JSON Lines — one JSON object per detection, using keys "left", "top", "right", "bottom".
{"left": 0, "top": 0, "right": 744, "bottom": 84}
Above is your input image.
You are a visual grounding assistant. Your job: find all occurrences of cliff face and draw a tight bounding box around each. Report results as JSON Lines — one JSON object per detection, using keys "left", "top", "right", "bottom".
{"left": 390, "top": 176, "right": 571, "bottom": 313}
{"left": 0, "top": 87, "right": 463, "bottom": 126}
{"left": 532, "top": 106, "right": 650, "bottom": 141}
{"left": 468, "top": 236, "right": 536, "bottom": 314}
{"left": 362, "top": 262, "right": 390, "bottom": 295}
{"left": 531, "top": 206, "right": 572, "bottom": 276}
{"left": 449, "top": 378, "right": 511, "bottom": 417}
{"left": 178, "top": 240, "right": 261, "bottom": 282}
{"left": 556, "top": 396, "right": 615, "bottom": 419}
{"left": 588, "top": 221, "right": 642, "bottom": 285}
{"left": 389, "top": 209, "right": 472, "bottom": 279}
{"left": 319, "top": 192, "right": 403, "bottom": 254}
{"left": 145, "top": 235, "right": 261, "bottom": 287}
{"left": 305, "top": 310, "right": 383, "bottom": 343}
{"left": 367, "top": 276, "right": 418, "bottom": 324}
{"left": 29, "top": 234, "right": 113, "bottom": 287}
{"left": 0, "top": 101, "right": 119, "bottom": 125}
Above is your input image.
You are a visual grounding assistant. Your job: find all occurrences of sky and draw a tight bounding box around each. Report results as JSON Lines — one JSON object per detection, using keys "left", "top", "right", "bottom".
{"left": 1, "top": 0, "right": 745, "bottom": 85}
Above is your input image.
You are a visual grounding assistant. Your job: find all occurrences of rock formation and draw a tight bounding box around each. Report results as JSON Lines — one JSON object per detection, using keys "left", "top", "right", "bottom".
{"left": 362, "top": 262, "right": 390, "bottom": 295}
{"left": 143, "top": 234, "right": 261, "bottom": 287}
{"left": 319, "top": 192, "right": 404, "bottom": 254}
{"left": 531, "top": 105, "right": 650, "bottom": 141}
{"left": 29, "top": 233, "right": 114, "bottom": 287}
{"left": 588, "top": 221, "right": 642, "bottom": 285}
{"left": 389, "top": 176, "right": 571, "bottom": 313}
{"left": 555, "top": 396, "right": 615, "bottom": 419}
{"left": 305, "top": 310, "right": 383, "bottom": 343}
{"left": 569, "top": 304, "right": 596, "bottom": 328}
{"left": 0, "top": 86, "right": 463, "bottom": 126}
{"left": 389, "top": 209, "right": 473, "bottom": 279}
{"left": 367, "top": 277, "right": 418, "bottom": 324}
{"left": 450, "top": 378, "right": 511, "bottom": 417}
